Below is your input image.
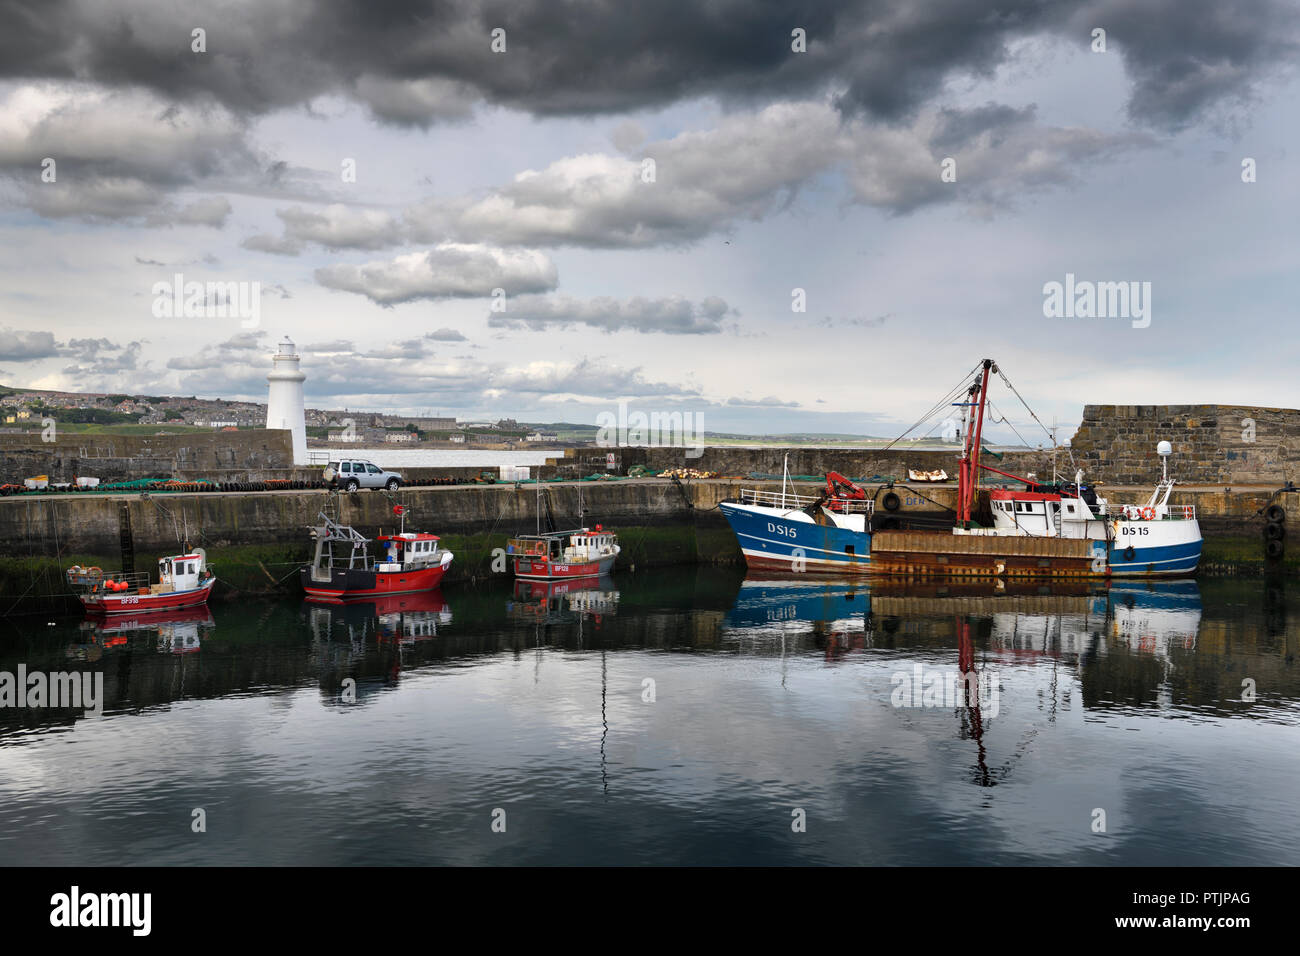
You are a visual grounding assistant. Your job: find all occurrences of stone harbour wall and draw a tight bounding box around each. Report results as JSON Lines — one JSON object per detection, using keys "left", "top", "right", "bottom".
{"left": 1068, "top": 405, "right": 1300, "bottom": 485}
{"left": 0, "top": 429, "right": 298, "bottom": 482}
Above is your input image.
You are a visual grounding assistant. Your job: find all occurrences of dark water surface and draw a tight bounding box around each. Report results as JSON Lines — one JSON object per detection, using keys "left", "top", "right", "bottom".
{"left": 2, "top": 569, "right": 1298, "bottom": 866}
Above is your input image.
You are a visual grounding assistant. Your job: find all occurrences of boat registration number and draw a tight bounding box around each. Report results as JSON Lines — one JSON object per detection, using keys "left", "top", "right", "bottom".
{"left": 119, "top": 596, "right": 140, "bottom": 604}
{"left": 1120, "top": 526, "right": 1150, "bottom": 536}
{"left": 767, "top": 522, "right": 797, "bottom": 538}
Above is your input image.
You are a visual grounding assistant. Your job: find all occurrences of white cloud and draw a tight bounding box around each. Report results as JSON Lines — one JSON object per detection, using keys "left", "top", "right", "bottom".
{"left": 314, "top": 244, "right": 558, "bottom": 304}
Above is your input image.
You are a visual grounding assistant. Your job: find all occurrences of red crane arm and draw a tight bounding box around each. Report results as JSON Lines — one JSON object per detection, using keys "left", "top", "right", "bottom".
{"left": 824, "top": 471, "right": 867, "bottom": 499}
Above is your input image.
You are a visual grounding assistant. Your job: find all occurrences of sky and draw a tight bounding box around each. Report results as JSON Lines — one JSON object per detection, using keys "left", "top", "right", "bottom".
{"left": 0, "top": 0, "right": 1296, "bottom": 442}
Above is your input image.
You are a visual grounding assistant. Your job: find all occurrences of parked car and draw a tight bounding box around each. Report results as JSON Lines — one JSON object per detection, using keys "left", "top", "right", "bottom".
{"left": 323, "top": 459, "right": 403, "bottom": 491}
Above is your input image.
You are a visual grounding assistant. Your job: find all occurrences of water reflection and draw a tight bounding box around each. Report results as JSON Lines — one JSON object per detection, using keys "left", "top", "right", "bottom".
{"left": 507, "top": 576, "right": 619, "bottom": 627}
{"left": 67, "top": 606, "right": 216, "bottom": 660}
{"left": 2, "top": 568, "right": 1299, "bottom": 865}
{"left": 724, "top": 576, "right": 1226, "bottom": 715}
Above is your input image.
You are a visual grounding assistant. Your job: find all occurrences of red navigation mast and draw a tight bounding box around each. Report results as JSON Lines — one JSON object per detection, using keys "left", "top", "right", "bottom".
{"left": 956, "top": 359, "right": 994, "bottom": 527}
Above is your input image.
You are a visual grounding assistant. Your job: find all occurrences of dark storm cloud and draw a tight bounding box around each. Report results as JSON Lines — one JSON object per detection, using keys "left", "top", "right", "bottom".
{"left": 0, "top": 327, "right": 59, "bottom": 361}
{"left": 1070, "top": 0, "right": 1300, "bottom": 129}
{"left": 0, "top": 1, "right": 1293, "bottom": 131}
{"left": 62, "top": 340, "right": 144, "bottom": 375}
{"left": 0, "top": 329, "right": 147, "bottom": 366}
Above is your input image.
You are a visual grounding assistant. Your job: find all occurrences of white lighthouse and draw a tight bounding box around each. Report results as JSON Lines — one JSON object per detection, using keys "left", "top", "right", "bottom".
{"left": 266, "top": 336, "right": 307, "bottom": 465}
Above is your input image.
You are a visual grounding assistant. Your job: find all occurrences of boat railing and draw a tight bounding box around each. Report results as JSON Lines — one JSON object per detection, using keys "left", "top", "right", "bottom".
{"left": 1114, "top": 503, "right": 1197, "bottom": 521}
{"left": 739, "top": 488, "right": 820, "bottom": 510}
{"left": 79, "top": 570, "right": 153, "bottom": 595}
{"left": 507, "top": 538, "right": 548, "bottom": 556}
{"left": 826, "top": 498, "right": 874, "bottom": 515}
{"left": 738, "top": 488, "right": 873, "bottom": 514}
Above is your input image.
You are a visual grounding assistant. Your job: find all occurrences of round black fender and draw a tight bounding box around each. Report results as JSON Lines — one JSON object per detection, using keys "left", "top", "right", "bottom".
{"left": 1265, "top": 504, "right": 1286, "bottom": 524}
{"left": 1123, "top": 545, "right": 1136, "bottom": 562}
{"left": 1265, "top": 522, "right": 1285, "bottom": 540}
{"left": 882, "top": 491, "right": 901, "bottom": 512}
{"left": 1265, "top": 539, "right": 1284, "bottom": 559}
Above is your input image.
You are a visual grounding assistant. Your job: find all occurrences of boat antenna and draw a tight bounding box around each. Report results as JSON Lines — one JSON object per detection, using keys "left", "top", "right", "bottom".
{"left": 781, "top": 453, "right": 790, "bottom": 509}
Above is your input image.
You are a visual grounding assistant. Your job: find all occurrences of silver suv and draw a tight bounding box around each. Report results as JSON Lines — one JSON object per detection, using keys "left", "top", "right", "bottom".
{"left": 325, "top": 459, "right": 403, "bottom": 491}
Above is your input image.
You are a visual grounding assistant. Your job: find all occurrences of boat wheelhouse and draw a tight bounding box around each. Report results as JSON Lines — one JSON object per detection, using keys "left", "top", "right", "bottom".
{"left": 506, "top": 526, "right": 620, "bottom": 580}
{"left": 977, "top": 448, "right": 1202, "bottom": 576}
{"left": 301, "top": 506, "right": 453, "bottom": 601}
{"left": 68, "top": 550, "right": 216, "bottom": 615}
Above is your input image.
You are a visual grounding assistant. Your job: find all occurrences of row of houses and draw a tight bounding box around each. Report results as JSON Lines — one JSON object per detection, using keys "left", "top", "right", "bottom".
{"left": 3, "top": 388, "right": 565, "bottom": 442}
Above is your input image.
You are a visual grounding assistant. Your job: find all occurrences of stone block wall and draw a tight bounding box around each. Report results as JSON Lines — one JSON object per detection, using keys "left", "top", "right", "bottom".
{"left": 1068, "top": 405, "right": 1299, "bottom": 485}
{"left": 0, "top": 429, "right": 298, "bottom": 482}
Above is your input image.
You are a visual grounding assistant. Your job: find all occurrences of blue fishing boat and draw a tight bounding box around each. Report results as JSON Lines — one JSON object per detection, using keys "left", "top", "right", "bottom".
{"left": 720, "top": 359, "right": 1202, "bottom": 578}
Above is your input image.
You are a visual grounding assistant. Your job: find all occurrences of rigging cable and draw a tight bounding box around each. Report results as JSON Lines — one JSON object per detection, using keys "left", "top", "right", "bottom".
{"left": 881, "top": 360, "right": 985, "bottom": 451}
{"left": 995, "top": 367, "right": 1055, "bottom": 445}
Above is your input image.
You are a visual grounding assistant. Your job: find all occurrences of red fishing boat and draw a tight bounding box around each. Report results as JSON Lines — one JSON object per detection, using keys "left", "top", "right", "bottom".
{"left": 506, "top": 526, "right": 620, "bottom": 580}
{"left": 67, "top": 551, "right": 216, "bottom": 615}
{"left": 301, "top": 505, "right": 453, "bottom": 601}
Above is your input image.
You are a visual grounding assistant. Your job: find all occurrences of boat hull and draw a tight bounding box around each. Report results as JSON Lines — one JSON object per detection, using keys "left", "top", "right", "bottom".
{"left": 512, "top": 553, "right": 617, "bottom": 580}
{"left": 81, "top": 577, "right": 216, "bottom": 615}
{"left": 720, "top": 501, "right": 871, "bottom": 573}
{"left": 1105, "top": 524, "right": 1202, "bottom": 576}
{"left": 300, "top": 563, "right": 448, "bottom": 601}
{"left": 721, "top": 501, "right": 1200, "bottom": 578}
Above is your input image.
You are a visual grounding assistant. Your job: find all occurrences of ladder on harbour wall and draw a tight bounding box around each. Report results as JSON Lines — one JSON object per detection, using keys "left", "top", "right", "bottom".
{"left": 118, "top": 502, "right": 135, "bottom": 577}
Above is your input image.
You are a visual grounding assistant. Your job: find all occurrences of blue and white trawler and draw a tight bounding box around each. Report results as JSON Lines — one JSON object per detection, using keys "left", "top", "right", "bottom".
{"left": 720, "top": 360, "right": 1202, "bottom": 578}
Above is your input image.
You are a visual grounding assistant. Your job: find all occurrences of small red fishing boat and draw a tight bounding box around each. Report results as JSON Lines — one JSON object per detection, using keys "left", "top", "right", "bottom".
{"left": 301, "top": 505, "right": 453, "bottom": 601}
{"left": 68, "top": 551, "right": 216, "bottom": 615}
{"left": 506, "top": 526, "right": 620, "bottom": 581}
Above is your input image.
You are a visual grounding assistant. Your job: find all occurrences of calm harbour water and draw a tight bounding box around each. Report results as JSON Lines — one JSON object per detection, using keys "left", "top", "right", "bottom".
{"left": 1, "top": 569, "right": 1298, "bottom": 866}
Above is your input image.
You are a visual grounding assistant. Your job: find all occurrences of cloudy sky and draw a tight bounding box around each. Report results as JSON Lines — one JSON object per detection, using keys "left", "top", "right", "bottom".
{"left": 0, "top": 0, "right": 1296, "bottom": 439}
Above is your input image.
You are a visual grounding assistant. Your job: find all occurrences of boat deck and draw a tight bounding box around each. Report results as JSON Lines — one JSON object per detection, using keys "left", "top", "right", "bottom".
{"left": 871, "top": 530, "right": 1097, "bottom": 577}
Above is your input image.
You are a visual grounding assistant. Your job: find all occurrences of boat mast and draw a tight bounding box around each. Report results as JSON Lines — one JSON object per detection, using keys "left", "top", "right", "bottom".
{"left": 959, "top": 359, "right": 994, "bottom": 527}
{"left": 957, "top": 382, "right": 977, "bottom": 525}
